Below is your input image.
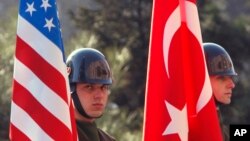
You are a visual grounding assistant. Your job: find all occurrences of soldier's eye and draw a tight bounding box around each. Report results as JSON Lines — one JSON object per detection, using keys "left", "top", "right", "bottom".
{"left": 85, "top": 84, "right": 93, "bottom": 90}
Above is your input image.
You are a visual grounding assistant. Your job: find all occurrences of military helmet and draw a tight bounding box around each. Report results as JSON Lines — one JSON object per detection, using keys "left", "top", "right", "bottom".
{"left": 66, "top": 48, "right": 112, "bottom": 119}
{"left": 66, "top": 48, "right": 112, "bottom": 85}
{"left": 203, "top": 42, "right": 237, "bottom": 76}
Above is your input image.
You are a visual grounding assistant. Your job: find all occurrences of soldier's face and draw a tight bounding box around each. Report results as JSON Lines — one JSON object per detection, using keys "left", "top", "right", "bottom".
{"left": 76, "top": 83, "right": 110, "bottom": 118}
{"left": 210, "top": 75, "right": 235, "bottom": 104}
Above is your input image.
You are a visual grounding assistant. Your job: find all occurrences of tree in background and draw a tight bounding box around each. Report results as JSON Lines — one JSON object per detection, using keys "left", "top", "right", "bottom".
{"left": 68, "top": 0, "right": 152, "bottom": 112}
{"left": 198, "top": 0, "right": 250, "bottom": 125}
{"left": 0, "top": 7, "right": 16, "bottom": 140}
{"left": 66, "top": 1, "right": 152, "bottom": 139}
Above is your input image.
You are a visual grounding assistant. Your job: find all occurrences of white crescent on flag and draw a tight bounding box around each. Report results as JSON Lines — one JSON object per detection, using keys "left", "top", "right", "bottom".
{"left": 163, "top": 0, "right": 212, "bottom": 114}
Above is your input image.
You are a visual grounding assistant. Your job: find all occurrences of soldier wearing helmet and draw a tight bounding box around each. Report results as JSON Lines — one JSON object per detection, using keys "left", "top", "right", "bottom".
{"left": 67, "top": 48, "right": 116, "bottom": 141}
{"left": 203, "top": 42, "right": 237, "bottom": 105}
{"left": 203, "top": 42, "right": 237, "bottom": 141}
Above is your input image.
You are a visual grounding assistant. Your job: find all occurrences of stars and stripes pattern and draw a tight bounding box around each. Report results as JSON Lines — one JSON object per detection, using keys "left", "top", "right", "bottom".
{"left": 9, "top": 0, "right": 77, "bottom": 140}
{"left": 143, "top": 0, "right": 223, "bottom": 140}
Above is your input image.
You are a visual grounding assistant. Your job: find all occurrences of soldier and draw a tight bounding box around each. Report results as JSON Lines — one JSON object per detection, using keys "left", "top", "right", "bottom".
{"left": 203, "top": 42, "right": 237, "bottom": 141}
{"left": 66, "top": 48, "right": 116, "bottom": 141}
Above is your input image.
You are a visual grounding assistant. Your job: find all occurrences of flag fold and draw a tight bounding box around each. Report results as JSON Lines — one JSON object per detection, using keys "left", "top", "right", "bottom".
{"left": 142, "top": 0, "right": 223, "bottom": 140}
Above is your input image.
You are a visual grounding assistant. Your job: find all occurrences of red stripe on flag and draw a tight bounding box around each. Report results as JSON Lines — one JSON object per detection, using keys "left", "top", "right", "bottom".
{"left": 15, "top": 36, "right": 68, "bottom": 103}
{"left": 69, "top": 100, "right": 78, "bottom": 141}
{"left": 9, "top": 123, "right": 30, "bottom": 141}
{"left": 12, "top": 80, "right": 72, "bottom": 140}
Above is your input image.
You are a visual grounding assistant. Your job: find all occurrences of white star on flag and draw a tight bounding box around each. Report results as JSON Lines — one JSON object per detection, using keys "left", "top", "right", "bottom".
{"left": 41, "top": 0, "right": 52, "bottom": 12}
{"left": 44, "top": 18, "right": 55, "bottom": 32}
{"left": 25, "top": 2, "right": 36, "bottom": 16}
{"left": 10, "top": 0, "right": 78, "bottom": 140}
{"left": 162, "top": 101, "right": 188, "bottom": 141}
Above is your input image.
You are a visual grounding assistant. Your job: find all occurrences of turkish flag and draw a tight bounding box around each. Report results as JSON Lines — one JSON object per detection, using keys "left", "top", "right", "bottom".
{"left": 142, "top": 0, "right": 223, "bottom": 141}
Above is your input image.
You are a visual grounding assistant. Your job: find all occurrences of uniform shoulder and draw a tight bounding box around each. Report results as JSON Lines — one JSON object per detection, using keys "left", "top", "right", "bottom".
{"left": 97, "top": 128, "right": 116, "bottom": 141}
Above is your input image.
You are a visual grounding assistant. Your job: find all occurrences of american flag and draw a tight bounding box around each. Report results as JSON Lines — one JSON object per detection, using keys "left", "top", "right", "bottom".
{"left": 9, "top": 0, "right": 77, "bottom": 140}
{"left": 142, "top": 0, "right": 223, "bottom": 140}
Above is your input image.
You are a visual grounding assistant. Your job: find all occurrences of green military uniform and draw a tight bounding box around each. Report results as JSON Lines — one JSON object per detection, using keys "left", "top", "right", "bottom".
{"left": 217, "top": 107, "right": 229, "bottom": 141}
{"left": 76, "top": 120, "right": 116, "bottom": 141}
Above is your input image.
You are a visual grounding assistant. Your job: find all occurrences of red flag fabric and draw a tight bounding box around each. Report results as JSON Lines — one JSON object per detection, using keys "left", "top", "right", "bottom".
{"left": 142, "top": 0, "right": 223, "bottom": 140}
{"left": 9, "top": 0, "right": 77, "bottom": 140}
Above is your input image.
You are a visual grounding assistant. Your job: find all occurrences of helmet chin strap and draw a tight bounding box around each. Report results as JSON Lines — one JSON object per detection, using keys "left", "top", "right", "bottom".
{"left": 70, "top": 84, "right": 104, "bottom": 119}
{"left": 71, "top": 91, "right": 93, "bottom": 119}
{"left": 70, "top": 84, "right": 92, "bottom": 119}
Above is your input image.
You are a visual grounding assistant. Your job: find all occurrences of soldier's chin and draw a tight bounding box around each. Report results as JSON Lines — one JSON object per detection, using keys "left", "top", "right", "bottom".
{"left": 91, "top": 114, "right": 103, "bottom": 119}
{"left": 223, "top": 99, "right": 231, "bottom": 105}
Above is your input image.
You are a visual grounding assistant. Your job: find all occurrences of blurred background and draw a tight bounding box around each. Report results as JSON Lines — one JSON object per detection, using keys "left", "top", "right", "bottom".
{"left": 1, "top": 0, "right": 250, "bottom": 140}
